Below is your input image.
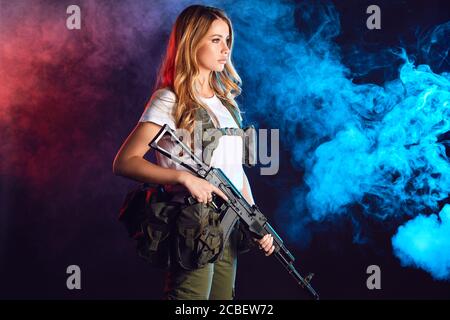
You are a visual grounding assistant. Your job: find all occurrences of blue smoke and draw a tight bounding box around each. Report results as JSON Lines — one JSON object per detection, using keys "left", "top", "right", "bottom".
{"left": 392, "top": 204, "right": 450, "bottom": 280}
{"left": 224, "top": 0, "right": 450, "bottom": 279}
{"left": 307, "top": 56, "right": 450, "bottom": 220}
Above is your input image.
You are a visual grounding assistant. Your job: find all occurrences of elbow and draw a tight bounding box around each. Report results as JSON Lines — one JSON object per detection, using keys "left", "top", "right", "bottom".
{"left": 113, "top": 155, "right": 139, "bottom": 176}
{"left": 112, "top": 157, "right": 123, "bottom": 176}
{"left": 112, "top": 163, "right": 120, "bottom": 176}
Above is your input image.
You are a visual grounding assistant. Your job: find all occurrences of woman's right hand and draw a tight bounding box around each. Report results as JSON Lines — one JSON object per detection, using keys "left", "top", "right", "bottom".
{"left": 178, "top": 171, "right": 229, "bottom": 204}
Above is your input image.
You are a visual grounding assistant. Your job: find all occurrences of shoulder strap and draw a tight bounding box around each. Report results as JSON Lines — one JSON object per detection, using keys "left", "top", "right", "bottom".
{"left": 194, "top": 100, "right": 244, "bottom": 166}
{"left": 219, "top": 98, "right": 243, "bottom": 129}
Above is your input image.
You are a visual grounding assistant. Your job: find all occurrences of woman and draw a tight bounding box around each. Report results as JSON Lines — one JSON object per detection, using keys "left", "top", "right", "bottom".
{"left": 113, "top": 4, "right": 274, "bottom": 300}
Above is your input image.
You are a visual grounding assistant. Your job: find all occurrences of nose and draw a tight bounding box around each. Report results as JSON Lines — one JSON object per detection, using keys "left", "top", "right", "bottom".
{"left": 221, "top": 42, "right": 229, "bottom": 55}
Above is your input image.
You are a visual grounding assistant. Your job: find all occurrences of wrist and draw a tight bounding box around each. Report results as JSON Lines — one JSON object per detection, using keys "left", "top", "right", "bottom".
{"left": 176, "top": 170, "right": 189, "bottom": 185}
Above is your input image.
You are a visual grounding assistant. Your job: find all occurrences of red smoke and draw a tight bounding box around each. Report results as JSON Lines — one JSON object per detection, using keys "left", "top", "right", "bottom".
{"left": 0, "top": 1, "right": 151, "bottom": 194}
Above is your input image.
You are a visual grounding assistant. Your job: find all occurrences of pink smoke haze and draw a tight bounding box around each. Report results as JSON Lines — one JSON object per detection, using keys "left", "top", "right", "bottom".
{"left": 0, "top": 0, "right": 182, "bottom": 199}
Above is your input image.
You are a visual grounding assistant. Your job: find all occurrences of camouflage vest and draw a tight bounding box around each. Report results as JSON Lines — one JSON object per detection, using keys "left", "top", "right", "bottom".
{"left": 194, "top": 100, "right": 256, "bottom": 168}
{"left": 118, "top": 101, "right": 255, "bottom": 271}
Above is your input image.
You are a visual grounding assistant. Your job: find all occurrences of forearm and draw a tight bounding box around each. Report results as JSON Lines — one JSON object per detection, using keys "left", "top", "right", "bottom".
{"left": 113, "top": 156, "right": 184, "bottom": 185}
{"left": 241, "top": 172, "right": 255, "bottom": 206}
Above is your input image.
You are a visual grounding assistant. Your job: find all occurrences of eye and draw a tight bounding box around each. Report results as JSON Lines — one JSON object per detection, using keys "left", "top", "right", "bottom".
{"left": 212, "top": 38, "right": 220, "bottom": 43}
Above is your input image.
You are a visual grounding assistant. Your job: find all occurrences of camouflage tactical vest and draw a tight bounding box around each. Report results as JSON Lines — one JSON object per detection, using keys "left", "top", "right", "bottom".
{"left": 194, "top": 100, "right": 256, "bottom": 168}
{"left": 118, "top": 102, "right": 255, "bottom": 270}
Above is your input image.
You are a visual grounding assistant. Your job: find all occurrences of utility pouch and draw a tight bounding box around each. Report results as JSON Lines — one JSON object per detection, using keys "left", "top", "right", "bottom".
{"left": 118, "top": 184, "right": 226, "bottom": 270}
{"left": 118, "top": 183, "right": 177, "bottom": 269}
{"left": 174, "top": 201, "right": 224, "bottom": 270}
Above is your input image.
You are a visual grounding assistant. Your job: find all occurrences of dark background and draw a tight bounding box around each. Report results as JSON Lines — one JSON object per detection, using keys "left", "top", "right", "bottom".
{"left": 0, "top": 0, "right": 449, "bottom": 299}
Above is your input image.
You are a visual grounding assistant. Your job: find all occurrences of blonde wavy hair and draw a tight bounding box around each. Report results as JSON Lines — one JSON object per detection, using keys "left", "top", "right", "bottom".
{"left": 153, "top": 4, "right": 243, "bottom": 135}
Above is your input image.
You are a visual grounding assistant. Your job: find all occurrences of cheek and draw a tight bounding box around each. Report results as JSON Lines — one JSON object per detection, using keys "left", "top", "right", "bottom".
{"left": 197, "top": 44, "right": 215, "bottom": 64}
{"left": 196, "top": 47, "right": 206, "bottom": 62}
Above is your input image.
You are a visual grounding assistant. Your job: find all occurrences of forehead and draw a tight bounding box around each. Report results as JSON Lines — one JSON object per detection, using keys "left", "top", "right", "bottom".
{"left": 207, "top": 19, "right": 230, "bottom": 36}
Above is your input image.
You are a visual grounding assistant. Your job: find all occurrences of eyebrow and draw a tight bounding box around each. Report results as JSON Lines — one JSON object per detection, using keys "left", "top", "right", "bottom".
{"left": 210, "top": 34, "right": 230, "bottom": 38}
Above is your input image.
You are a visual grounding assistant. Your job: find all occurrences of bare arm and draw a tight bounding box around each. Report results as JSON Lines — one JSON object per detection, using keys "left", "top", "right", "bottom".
{"left": 112, "top": 121, "right": 228, "bottom": 202}
{"left": 241, "top": 171, "right": 255, "bottom": 206}
{"left": 112, "top": 122, "right": 184, "bottom": 185}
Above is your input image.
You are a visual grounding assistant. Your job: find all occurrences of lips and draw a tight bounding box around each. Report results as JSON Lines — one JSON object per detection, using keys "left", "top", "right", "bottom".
{"left": 218, "top": 59, "right": 227, "bottom": 64}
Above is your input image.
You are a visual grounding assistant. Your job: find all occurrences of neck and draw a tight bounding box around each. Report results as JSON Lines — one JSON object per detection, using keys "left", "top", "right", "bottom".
{"left": 196, "top": 69, "right": 214, "bottom": 98}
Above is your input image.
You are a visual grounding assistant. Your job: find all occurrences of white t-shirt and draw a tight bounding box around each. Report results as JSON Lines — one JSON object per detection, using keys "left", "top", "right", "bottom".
{"left": 139, "top": 88, "right": 244, "bottom": 192}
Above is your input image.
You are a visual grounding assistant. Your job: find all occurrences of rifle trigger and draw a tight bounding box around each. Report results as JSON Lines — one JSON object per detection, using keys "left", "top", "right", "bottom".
{"left": 305, "top": 273, "right": 314, "bottom": 283}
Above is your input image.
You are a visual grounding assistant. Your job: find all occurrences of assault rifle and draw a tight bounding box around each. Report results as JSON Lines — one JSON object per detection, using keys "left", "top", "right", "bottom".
{"left": 149, "top": 124, "right": 319, "bottom": 300}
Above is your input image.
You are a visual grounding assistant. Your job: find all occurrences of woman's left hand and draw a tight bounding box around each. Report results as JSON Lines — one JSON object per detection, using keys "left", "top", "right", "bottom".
{"left": 256, "top": 234, "right": 275, "bottom": 256}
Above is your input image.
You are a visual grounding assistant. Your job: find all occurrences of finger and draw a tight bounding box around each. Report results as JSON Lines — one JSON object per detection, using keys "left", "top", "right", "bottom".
{"left": 265, "top": 245, "right": 275, "bottom": 256}
{"left": 212, "top": 186, "right": 229, "bottom": 202}
{"left": 258, "top": 238, "right": 266, "bottom": 247}
{"left": 269, "top": 245, "right": 275, "bottom": 255}
{"left": 259, "top": 234, "right": 269, "bottom": 243}
{"left": 198, "top": 195, "right": 207, "bottom": 204}
{"left": 255, "top": 236, "right": 265, "bottom": 249}
{"left": 263, "top": 236, "right": 273, "bottom": 251}
{"left": 263, "top": 238, "right": 273, "bottom": 251}
{"left": 203, "top": 191, "right": 211, "bottom": 203}
{"left": 255, "top": 235, "right": 269, "bottom": 246}
{"left": 262, "top": 239, "right": 271, "bottom": 251}
{"left": 261, "top": 234, "right": 271, "bottom": 246}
